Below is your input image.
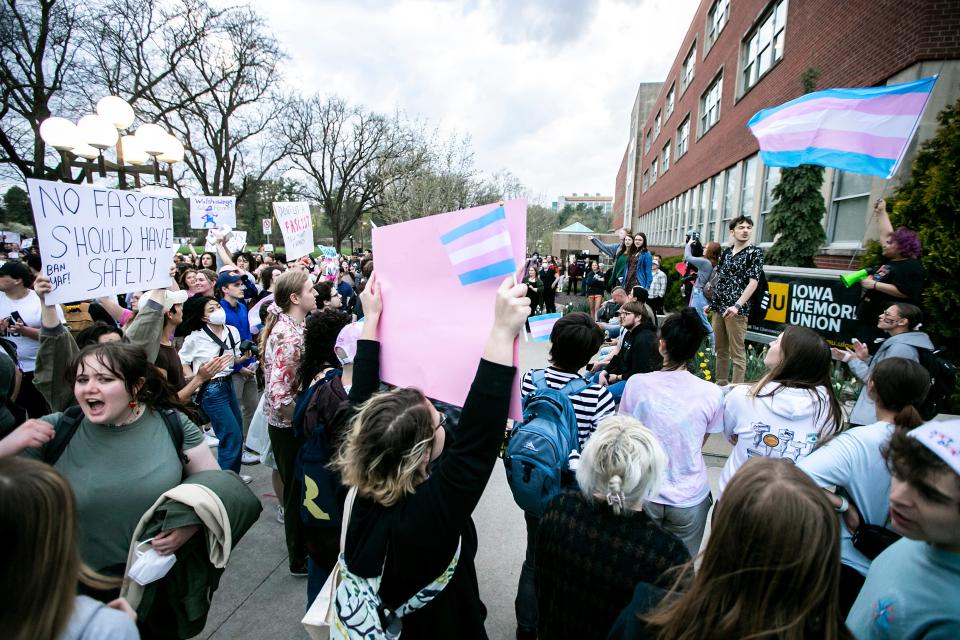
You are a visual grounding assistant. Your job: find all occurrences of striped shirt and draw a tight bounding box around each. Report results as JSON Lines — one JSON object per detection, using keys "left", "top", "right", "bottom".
{"left": 521, "top": 367, "right": 616, "bottom": 448}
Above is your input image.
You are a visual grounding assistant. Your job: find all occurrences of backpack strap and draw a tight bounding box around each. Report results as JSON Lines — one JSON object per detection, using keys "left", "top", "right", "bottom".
{"left": 202, "top": 325, "right": 237, "bottom": 356}
{"left": 159, "top": 408, "right": 189, "bottom": 465}
{"left": 531, "top": 369, "right": 549, "bottom": 391}
{"left": 558, "top": 376, "right": 589, "bottom": 398}
{"left": 43, "top": 405, "right": 86, "bottom": 465}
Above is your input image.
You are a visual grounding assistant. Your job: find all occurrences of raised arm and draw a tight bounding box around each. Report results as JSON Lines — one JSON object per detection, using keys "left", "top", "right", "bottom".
{"left": 349, "top": 272, "right": 382, "bottom": 405}
{"left": 32, "top": 276, "right": 78, "bottom": 412}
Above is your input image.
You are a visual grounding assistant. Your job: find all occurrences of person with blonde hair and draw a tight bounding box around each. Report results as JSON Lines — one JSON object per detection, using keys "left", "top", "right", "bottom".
{"left": 332, "top": 277, "right": 529, "bottom": 639}
{"left": 261, "top": 268, "right": 317, "bottom": 575}
{"left": 534, "top": 416, "right": 690, "bottom": 640}
{"left": 0, "top": 458, "right": 139, "bottom": 640}
{"left": 610, "top": 458, "right": 852, "bottom": 640}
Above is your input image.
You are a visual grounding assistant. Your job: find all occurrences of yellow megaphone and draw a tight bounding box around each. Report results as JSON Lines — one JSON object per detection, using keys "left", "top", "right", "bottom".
{"left": 840, "top": 267, "right": 874, "bottom": 288}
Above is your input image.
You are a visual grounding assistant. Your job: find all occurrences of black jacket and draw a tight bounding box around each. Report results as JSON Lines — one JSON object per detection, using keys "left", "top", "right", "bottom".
{"left": 607, "top": 323, "right": 661, "bottom": 379}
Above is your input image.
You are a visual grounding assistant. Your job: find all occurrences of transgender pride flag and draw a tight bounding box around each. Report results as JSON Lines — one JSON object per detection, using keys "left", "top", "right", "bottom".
{"left": 748, "top": 76, "right": 936, "bottom": 178}
{"left": 440, "top": 206, "right": 516, "bottom": 285}
{"left": 527, "top": 313, "right": 561, "bottom": 342}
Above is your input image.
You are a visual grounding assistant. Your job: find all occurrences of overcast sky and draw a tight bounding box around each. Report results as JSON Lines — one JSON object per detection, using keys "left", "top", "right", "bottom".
{"left": 264, "top": 0, "right": 699, "bottom": 204}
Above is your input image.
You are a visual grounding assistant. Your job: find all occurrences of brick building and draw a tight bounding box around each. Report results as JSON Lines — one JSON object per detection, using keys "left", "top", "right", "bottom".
{"left": 614, "top": 0, "right": 960, "bottom": 267}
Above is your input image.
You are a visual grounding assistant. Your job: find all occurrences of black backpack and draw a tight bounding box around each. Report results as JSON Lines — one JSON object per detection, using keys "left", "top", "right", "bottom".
{"left": 294, "top": 370, "right": 349, "bottom": 530}
{"left": 916, "top": 347, "right": 958, "bottom": 421}
{"left": 43, "top": 405, "right": 188, "bottom": 465}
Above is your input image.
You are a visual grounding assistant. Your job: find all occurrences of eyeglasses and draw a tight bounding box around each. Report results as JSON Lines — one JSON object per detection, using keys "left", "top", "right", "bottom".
{"left": 435, "top": 413, "right": 447, "bottom": 431}
{"left": 618, "top": 311, "right": 634, "bottom": 317}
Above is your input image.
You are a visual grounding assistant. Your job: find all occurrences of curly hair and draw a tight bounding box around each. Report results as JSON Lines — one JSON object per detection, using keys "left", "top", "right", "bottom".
{"left": 890, "top": 227, "right": 922, "bottom": 259}
{"left": 298, "top": 309, "right": 351, "bottom": 392}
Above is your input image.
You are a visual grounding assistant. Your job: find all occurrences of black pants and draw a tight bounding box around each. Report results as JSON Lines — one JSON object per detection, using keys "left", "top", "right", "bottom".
{"left": 269, "top": 424, "right": 306, "bottom": 569}
{"left": 542, "top": 288, "right": 556, "bottom": 314}
{"left": 649, "top": 296, "right": 665, "bottom": 315}
{"left": 839, "top": 563, "right": 867, "bottom": 618}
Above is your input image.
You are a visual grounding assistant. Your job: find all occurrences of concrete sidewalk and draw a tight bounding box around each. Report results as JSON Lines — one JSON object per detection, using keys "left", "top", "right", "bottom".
{"left": 198, "top": 338, "right": 731, "bottom": 639}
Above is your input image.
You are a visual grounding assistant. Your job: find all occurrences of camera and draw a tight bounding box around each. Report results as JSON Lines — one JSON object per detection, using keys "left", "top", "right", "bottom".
{"left": 238, "top": 339, "right": 259, "bottom": 356}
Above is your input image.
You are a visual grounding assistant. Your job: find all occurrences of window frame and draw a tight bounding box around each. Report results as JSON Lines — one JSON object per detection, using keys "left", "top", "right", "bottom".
{"left": 676, "top": 114, "right": 691, "bottom": 159}
{"left": 661, "top": 140, "right": 671, "bottom": 174}
{"left": 681, "top": 40, "right": 698, "bottom": 93}
{"left": 698, "top": 71, "right": 724, "bottom": 137}
{"left": 665, "top": 83, "right": 676, "bottom": 117}
{"left": 644, "top": 128, "right": 652, "bottom": 154}
{"left": 827, "top": 170, "right": 872, "bottom": 246}
{"left": 705, "top": 0, "right": 730, "bottom": 51}
{"left": 739, "top": 0, "right": 789, "bottom": 97}
{"left": 650, "top": 157, "right": 659, "bottom": 185}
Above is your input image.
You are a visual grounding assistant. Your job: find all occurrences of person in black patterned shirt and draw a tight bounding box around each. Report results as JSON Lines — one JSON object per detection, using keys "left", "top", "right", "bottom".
{"left": 709, "top": 216, "right": 764, "bottom": 385}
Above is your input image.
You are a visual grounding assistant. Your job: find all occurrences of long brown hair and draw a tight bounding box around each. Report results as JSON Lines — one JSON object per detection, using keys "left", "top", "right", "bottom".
{"left": 704, "top": 241, "right": 721, "bottom": 266}
{"left": 752, "top": 326, "right": 843, "bottom": 440}
{"left": 616, "top": 229, "right": 635, "bottom": 257}
{"left": 870, "top": 357, "right": 929, "bottom": 431}
{"left": 0, "top": 459, "right": 118, "bottom": 640}
{"left": 258, "top": 269, "right": 310, "bottom": 359}
{"left": 644, "top": 458, "right": 851, "bottom": 640}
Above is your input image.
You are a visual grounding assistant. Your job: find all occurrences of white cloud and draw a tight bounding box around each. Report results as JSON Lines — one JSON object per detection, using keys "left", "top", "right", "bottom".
{"left": 263, "top": 0, "right": 698, "bottom": 202}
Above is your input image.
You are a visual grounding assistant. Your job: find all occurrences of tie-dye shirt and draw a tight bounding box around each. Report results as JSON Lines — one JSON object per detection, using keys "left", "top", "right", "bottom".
{"left": 264, "top": 312, "right": 304, "bottom": 428}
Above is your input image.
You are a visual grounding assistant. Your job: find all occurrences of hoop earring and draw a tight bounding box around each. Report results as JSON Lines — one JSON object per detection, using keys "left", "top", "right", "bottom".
{"left": 128, "top": 400, "right": 137, "bottom": 409}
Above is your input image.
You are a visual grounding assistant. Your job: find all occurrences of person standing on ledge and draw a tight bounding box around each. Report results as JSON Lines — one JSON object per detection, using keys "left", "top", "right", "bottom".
{"left": 708, "top": 216, "right": 764, "bottom": 386}
{"left": 855, "top": 198, "right": 924, "bottom": 354}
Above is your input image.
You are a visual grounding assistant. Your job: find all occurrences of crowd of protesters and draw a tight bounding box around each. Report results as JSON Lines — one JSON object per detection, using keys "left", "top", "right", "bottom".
{"left": 1, "top": 197, "right": 958, "bottom": 640}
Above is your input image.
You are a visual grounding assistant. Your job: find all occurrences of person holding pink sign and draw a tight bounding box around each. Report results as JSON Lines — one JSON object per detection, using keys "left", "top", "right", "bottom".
{"left": 333, "top": 276, "right": 529, "bottom": 639}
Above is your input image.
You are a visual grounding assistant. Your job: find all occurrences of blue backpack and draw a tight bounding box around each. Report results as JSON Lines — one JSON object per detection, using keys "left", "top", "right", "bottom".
{"left": 503, "top": 371, "right": 588, "bottom": 517}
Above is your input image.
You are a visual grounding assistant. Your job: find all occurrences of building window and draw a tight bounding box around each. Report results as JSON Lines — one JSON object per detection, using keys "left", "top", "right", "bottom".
{"left": 699, "top": 180, "right": 710, "bottom": 236}
{"left": 651, "top": 158, "right": 658, "bottom": 185}
{"left": 723, "top": 162, "right": 738, "bottom": 224}
{"left": 759, "top": 165, "right": 782, "bottom": 242}
{"left": 742, "top": 0, "right": 788, "bottom": 92}
{"left": 681, "top": 42, "right": 697, "bottom": 91}
{"left": 654, "top": 110, "right": 662, "bottom": 138}
{"left": 709, "top": 172, "right": 722, "bottom": 236}
{"left": 829, "top": 170, "right": 871, "bottom": 243}
{"left": 706, "top": 0, "right": 730, "bottom": 48}
{"left": 666, "top": 83, "right": 675, "bottom": 116}
{"left": 644, "top": 129, "right": 652, "bottom": 154}
{"left": 661, "top": 141, "right": 671, "bottom": 174}
{"left": 676, "top": 116, "right": 690, "bottom": 158}
{"left": 700, "top": 73, "right": 723, "bottom": 135}
{"left": 642, "top": 170, "right": 649, "bottom": 192}
{"left": 740, "top": 155, "right": 757, "bottom": 216}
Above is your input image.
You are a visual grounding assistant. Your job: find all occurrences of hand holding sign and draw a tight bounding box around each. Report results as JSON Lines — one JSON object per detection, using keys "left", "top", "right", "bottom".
{"left": 272, "top": 202, "right": 314, "bottom": 260}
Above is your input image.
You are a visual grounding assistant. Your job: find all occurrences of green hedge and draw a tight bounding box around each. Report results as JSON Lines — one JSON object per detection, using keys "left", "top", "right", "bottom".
{"left": 659, "top": 255, "right": 686, "bottom": 312}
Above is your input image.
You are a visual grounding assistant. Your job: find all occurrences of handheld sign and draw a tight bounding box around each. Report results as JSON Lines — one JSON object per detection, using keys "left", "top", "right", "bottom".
{"left": 205, "top": 228, "right": 247, "bottom": 254}
{"left": 26, "top": 179, "right": 174, "bottom": 305}
{"left": 190, "top": 195, "right": 236, "bottom": 229}
{"left": 0, "top": 231, "right": 21, "bottom": 245}
{"left": 272, "top": 202, "right": 314, "bottom": 260}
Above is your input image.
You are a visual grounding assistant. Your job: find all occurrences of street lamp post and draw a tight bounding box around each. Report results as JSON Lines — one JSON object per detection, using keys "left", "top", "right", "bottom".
{"left": 39, "top": 96, "right": 184, "bottom": 189}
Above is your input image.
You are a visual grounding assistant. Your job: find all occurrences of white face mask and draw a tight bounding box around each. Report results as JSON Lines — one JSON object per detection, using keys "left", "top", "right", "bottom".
{"left": 128, "top": 539, "right": 177, "bottom": 586}
{"left": 207, "top": 308, "right": 227, "bottom": 325}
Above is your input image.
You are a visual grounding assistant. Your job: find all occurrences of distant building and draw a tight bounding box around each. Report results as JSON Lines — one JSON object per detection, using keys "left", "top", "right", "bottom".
{"left": 552, "top": 193, "right": 615, "bottom": 217}
{"left": 614, "top": 0, "right": 960, "bottom": 267}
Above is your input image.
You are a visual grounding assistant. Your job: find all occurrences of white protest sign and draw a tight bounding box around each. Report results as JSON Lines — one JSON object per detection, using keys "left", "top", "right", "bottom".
{"left": 205, "top": 229, "right": 247, "bottom": 253}
{"left": 262, "top": 218, "right": 272, "bottom": 235}
{"left": 0, "top": 231, "right": 21, "bottom": 245}
{"left": 272, "top": 202, "right": 314, "bottom": 260}
{"left": 190, "top": 195, "right": 236, "bottom": 229}
{"left": 26, "top": 179, "right": 174, "bottom": 305}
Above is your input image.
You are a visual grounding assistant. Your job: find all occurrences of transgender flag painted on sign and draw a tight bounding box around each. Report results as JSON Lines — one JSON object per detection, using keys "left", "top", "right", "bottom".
{"left": 440, "top": 206, "right": 517, "bottom": 285}
{"left": 748, "top": 76, "right": 936, "bottom": 178}
{"left": 528, "top": 313, "right": 561, "bottom": 342}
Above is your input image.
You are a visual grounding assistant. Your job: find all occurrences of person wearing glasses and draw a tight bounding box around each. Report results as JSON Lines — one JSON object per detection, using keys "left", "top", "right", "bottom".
{"left": 593, "top": 302, "right": 661, "bottom": 401}
{"left": 832, "top": 303, "right": 932, "bottom": 426}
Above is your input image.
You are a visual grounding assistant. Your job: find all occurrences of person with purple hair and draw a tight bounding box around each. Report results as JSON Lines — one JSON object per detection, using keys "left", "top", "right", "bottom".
{"left": 855, "top": 198, "right": 925, "bottom": 353}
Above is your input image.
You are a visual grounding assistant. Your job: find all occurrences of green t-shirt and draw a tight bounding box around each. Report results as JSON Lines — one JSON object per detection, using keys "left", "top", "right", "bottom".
{"left": 22, "top": 408, "right": 203, "bottom": 572}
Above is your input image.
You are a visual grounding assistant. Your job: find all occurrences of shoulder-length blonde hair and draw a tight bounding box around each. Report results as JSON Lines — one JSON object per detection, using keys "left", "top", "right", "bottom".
{"left": 576, "top": 415, "right": 666, "bottom": 515}
{"left": 643, "top": 458, "right": 851, "bottom": 640}
{"left": 334, "top": 387, "right": 436, "bottom": 506}
{"left": 258, "top": 269, "right": 311, "bottom": 359}
{"left": 0, "top": 458, "right": 118, "bottom": 640}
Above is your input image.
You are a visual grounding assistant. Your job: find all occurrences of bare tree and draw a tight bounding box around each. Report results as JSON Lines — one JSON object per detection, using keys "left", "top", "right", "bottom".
{"left": 0, "top": 0, "right": 83, "bottom": 182}
{"left": 278, "top": 95, "right": 429, "bottom": 250}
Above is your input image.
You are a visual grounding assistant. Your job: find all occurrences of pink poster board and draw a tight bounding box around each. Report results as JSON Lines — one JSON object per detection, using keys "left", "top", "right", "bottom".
{"left": 372, "top": 200, "right": 526, "bottom": 420}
